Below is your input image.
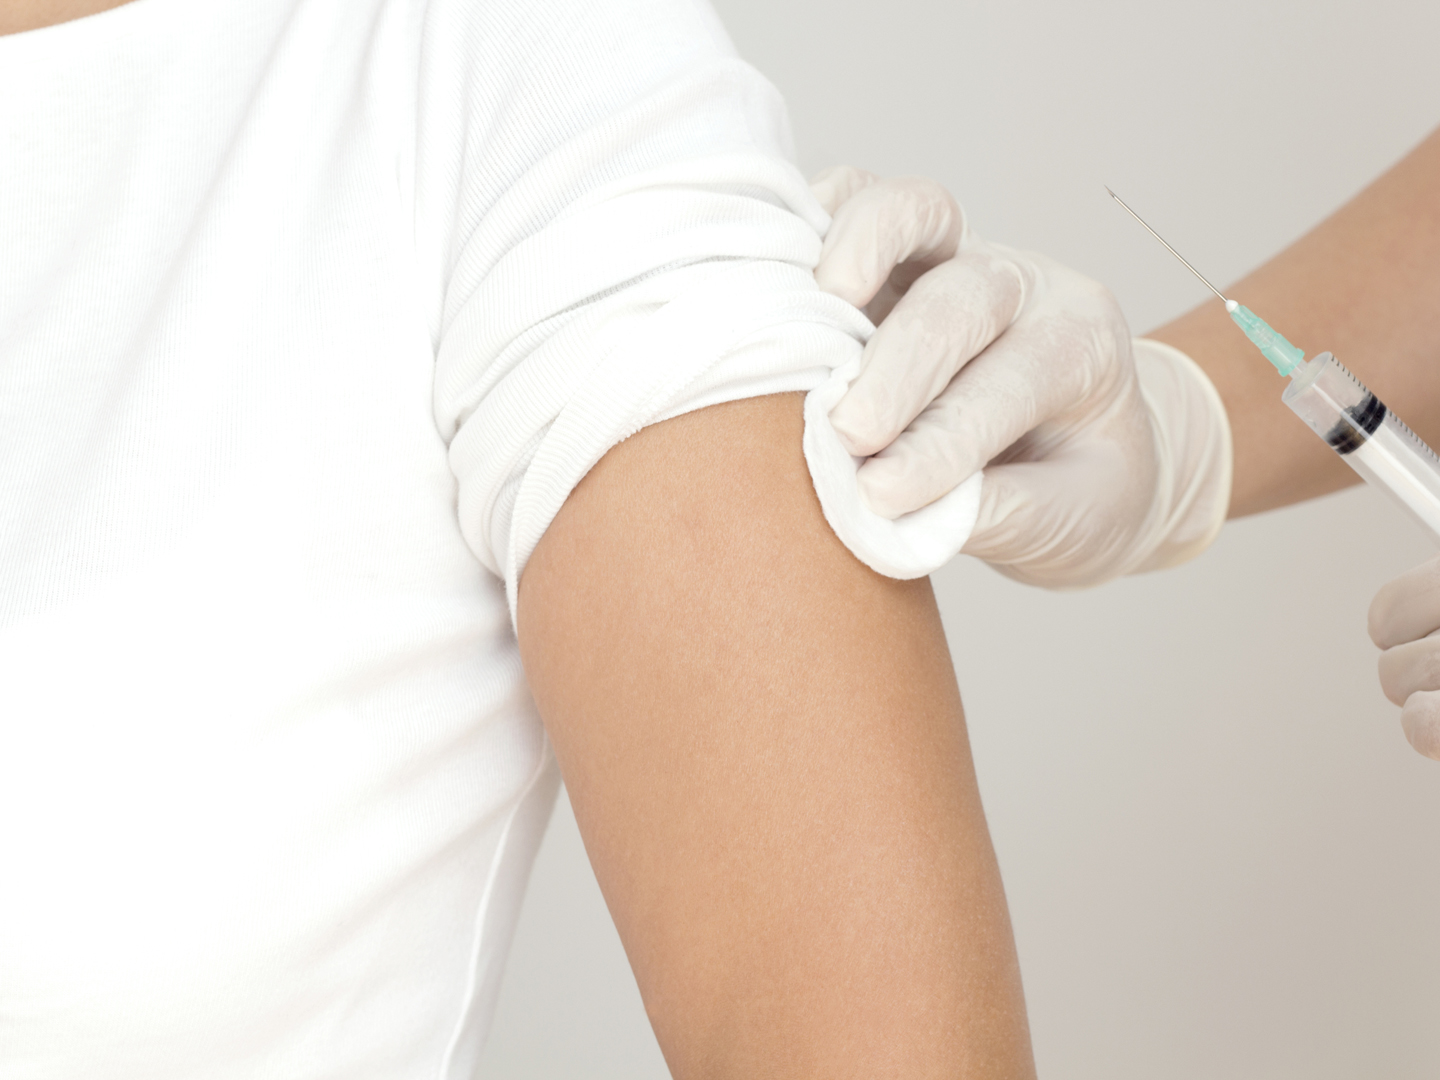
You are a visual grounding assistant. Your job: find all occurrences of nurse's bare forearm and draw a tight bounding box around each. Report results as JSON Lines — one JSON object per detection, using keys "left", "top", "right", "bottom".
{"left": 518, "top": 394, "right": 1035, "bottom": 1079}
{"left": 1152, "top": 125, "right": 1440, "bottom": 518}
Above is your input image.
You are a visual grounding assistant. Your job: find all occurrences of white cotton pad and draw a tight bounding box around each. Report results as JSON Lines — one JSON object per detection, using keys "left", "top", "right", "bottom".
{"left": 803, "top": 357, "right": 983, "bottom": 579}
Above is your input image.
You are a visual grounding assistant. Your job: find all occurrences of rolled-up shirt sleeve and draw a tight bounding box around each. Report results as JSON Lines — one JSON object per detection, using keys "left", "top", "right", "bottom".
{"left": 419, "top": 0, "right": 982, "bottom": 620}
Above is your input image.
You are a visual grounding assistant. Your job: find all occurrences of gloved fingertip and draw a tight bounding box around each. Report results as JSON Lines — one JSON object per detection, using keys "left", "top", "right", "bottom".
{"left": 855, "top": 459, "right": 916, "bottom": 521}
{"left": 1366, "top": 593, "right": 1393, "bottom": 649}
{"left": 1401, "top": 697, "right": 1440, "bottom": 761}
{"left": 828, "top": 395, "right": 889, "bottom": 458}
{"left": 812, "top": 259, "right": 875, "bottom": 309}
{"left": 830, "top": 425, "right": 866, "bottom": 458}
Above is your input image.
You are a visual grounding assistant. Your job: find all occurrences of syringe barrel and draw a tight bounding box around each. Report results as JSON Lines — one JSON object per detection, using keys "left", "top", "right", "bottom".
{"left": 1282, "top": 352, "right": 1440, "bottom": 542}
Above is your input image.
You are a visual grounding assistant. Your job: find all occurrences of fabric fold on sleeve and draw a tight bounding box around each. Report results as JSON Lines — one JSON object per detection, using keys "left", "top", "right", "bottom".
{"left": 425, "top": 39, "right": 980, "bottom": 628}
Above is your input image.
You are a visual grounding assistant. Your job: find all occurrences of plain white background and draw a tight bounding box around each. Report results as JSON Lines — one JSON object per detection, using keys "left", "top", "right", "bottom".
{"left": 480, "top": 1, "right": 1440, "bottom": 1076}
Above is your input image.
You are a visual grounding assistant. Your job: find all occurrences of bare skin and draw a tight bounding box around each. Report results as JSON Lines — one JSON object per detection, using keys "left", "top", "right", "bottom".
{"left": 519, "top": 393, "right": 1035, "bottom": 1079}
{"left": 1153, "top": 125, "right": 1440, "bottom": 518}
{"left": 0, "top": 0, "right": 133, "bottom": 35}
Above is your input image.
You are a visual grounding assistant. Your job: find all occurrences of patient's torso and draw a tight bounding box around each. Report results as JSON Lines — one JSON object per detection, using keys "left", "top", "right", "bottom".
{"left": 0, "top": 3, "right": 555, "bottom": 1075}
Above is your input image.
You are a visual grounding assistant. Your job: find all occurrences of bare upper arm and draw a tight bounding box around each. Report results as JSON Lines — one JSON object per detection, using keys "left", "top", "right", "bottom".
{"left": 517, "top": 392, "right": 1033, "bottom": 1079}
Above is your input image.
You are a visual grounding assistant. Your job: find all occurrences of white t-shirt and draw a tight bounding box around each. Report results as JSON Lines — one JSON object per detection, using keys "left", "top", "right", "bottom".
{"left": 0, "top": 0, "right": 979, "bottom": 1075}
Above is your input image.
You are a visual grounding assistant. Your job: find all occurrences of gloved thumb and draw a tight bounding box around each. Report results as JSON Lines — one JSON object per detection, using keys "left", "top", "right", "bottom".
{"left": 960, "top": 462, "right": 1067, "bottom": 583}
{"left": 961, "top": 445, "right": 1139, "bottom": 589}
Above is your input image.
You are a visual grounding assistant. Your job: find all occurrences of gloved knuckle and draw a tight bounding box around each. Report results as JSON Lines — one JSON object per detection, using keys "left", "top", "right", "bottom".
{"left": 867, "top": 186, "right": 915, "bottom": 246}
{"left": 1042, "top": 307, "right": 1112, "bottom": 376}
{"left": 1072, "top": 270, "right": 1109, "bottom": 301}
{"left": 1075, "top": 277, "right": 1126, "bottom": 328}
{"left": 922, "top": 179, "right": 964, "bottom": 233}
{"left": 959, "top": 248, "right": 1026, "bottom": 316}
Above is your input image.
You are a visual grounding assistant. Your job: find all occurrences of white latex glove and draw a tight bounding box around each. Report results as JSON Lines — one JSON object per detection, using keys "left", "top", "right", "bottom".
{"left": 1369, "top": 555, "right": 1440, "bottom": 760}
{"left": 810, "top": 166, "right": 1233, "bottom": 588}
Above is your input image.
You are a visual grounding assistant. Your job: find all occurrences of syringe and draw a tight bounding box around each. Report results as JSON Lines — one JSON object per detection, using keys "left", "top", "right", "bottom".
{"left": 1108, "top": 188, "right": 1440, "bottom": 542}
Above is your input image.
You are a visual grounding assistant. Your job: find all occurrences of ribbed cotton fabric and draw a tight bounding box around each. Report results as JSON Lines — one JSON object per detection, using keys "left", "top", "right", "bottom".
{"left": 0, "top": 0, "right": 977, "bottom": 1076}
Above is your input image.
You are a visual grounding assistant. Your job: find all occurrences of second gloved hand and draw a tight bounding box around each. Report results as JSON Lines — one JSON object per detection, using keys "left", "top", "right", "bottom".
{"left": 811, "top": 167, "right": 1233, "bottom": 588}
{"left": 1369, "top": 556, "right": 1440, "bottom": 760}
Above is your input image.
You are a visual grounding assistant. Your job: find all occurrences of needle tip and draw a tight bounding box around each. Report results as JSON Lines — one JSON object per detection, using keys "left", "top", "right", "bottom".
{"left": 1104, "top": 189, "right": 1231, "bottom": 305}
